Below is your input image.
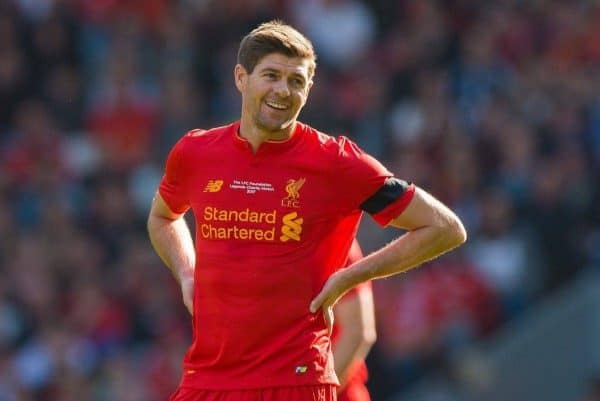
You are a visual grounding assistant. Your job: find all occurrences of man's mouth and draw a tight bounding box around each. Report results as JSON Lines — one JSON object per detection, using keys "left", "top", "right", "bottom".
{"left": 265, "top": 100, "right": 289, "bottom": 110}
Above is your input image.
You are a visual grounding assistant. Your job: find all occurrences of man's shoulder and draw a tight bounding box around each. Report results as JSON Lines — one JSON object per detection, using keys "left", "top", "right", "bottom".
{"left": 298, "top": 121, "right": 353, "bottom": 152}
{"left": 169, "top": 123, "right": 237, "bottom": 159}
{"left": 181, "top": 123, "right": 235, "bottom": 144}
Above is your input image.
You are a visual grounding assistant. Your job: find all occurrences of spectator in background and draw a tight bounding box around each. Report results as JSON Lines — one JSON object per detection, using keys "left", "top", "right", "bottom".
{"left": 43, "top": 64, "right": 85, "bottom": 132}
{"left": 466, "top": 187, "right": 538, "bottom": 318}
{"left": 369, "top": 254, "right": 500, "bottom": 399}
{"left": 290, "top": 0, "right": 376, "bottom": 68}
{"left": 85, "top": 50, "right": 160, "bottom": 172}
{"left": 0, "top": 6, "right": 31, "bottom": 130}
{"left": 527, "top": 157, "right": 587, "bottom": 291}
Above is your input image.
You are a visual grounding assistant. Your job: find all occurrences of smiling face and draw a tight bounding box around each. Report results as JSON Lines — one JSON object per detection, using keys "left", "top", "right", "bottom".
{"left": 235, "top": 53, "right": 313, "bottom": 139}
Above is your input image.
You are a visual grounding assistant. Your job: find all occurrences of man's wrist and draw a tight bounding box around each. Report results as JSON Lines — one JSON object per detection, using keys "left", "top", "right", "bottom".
{"left": 343, "top": 258, "right": 374, "bottom": 286}
{"left": 338, "top": 264, "right": 368, "bottom": 295}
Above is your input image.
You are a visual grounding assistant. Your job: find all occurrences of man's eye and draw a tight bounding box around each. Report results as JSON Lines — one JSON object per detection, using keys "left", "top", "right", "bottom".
{"left": 291, "top": 78, "right": 304, "bottom": 87}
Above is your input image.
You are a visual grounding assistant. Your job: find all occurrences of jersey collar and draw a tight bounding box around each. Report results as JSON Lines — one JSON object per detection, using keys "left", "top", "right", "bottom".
{"left": 232, "top": 121, "right": 304, "bottom": 154}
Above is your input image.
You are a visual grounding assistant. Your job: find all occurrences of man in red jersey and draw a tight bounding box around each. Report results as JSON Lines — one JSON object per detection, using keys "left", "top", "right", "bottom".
{"left": 147, "top": 20, "right": 466, "bottom": 401}
{"left": 333, "top": 240, "right": 375, "bottom": 401}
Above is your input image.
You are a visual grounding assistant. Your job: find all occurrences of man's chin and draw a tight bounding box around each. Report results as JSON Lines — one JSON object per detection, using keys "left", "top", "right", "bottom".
{"left": 256, "top": 118, "right": 294, "bottom": 133}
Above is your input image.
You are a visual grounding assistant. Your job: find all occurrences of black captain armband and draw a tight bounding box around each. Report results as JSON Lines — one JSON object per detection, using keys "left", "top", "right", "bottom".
{"left": 360, "top": 177, "right": 412, "bottom": 214}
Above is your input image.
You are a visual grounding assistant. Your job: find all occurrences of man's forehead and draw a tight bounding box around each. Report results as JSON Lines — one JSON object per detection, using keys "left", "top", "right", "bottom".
{"left": 255, "top": 54, "right": 312, "bottom": 76}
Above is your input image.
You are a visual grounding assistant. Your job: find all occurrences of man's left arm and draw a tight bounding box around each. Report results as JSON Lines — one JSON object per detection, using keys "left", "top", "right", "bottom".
{"left": 310, "top": 186, "right": 466, "bottom": 325}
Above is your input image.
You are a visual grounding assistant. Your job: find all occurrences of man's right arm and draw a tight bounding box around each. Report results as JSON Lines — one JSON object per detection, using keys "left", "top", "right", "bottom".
{"left": 147, "top": 192, "right": 195, "bottom": 315}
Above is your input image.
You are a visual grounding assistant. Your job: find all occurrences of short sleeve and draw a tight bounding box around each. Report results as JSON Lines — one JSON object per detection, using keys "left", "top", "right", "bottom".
{"left": 332, "top": 136, "right": 393, "bottom": 212}
{"left": 158, "top": 136, "right": 191, "bottom": 214}
{"left": 332, "top": 137, "right": 414, "bottom": 225}
{"left": 362, "top": 179, "right": 416, "bottom": 227}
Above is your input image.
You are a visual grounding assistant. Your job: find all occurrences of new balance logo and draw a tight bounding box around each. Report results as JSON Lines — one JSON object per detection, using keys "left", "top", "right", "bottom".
{"left": 280, "top": 212, "right": 303, "bottom": 242}
{"left": 204, "top": 180, "right": 224, "bottom": 192}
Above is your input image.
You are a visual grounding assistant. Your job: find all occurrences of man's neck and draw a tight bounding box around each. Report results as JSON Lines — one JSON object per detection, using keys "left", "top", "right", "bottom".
{"left": 238, "top": 119, "right": 296, "bottom": 153}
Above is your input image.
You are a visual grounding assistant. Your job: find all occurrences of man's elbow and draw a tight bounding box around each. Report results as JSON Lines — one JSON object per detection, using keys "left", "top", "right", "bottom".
{"left": 147, "top": 214, "right": 155, "bottom": 235}
{"left": 147, "top": 211, "right": 161, "bottom": 230}
{"left": 147, "top": 212, "right": 173, "bottom": 237}
{"left": 363, "top": 328, "right": 377, "bottom": 347}
{"left": 444, "top": 214, "right": 467, "bottom": 248}
{"left": 350, "top": 329, "right": 376, "bottom": 355}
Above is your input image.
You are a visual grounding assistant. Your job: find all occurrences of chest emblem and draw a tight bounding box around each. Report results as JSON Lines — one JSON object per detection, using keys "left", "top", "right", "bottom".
{"left": 281, "top": 178, "right": 306, "bottom": 208}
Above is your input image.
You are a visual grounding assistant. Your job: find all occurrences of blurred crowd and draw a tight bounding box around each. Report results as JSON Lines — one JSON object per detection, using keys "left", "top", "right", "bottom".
{"left": 0, "top": 0, "right": 598, "bottom": 400}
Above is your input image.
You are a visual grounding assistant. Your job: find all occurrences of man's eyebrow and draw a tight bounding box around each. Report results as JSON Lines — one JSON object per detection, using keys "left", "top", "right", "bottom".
{"left": 259, "top": 67, "right": 280, "bottom": 74}
{"left": 290, "top": 72, "right": 306, "bottom": 81}
{"left": 259, "top": 67, "right": 306, "bottom": 79}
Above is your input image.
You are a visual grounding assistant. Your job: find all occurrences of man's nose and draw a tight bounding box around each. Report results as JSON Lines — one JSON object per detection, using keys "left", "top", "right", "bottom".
{"left": 274, "top": 80, "right": 290, "bottom": 97}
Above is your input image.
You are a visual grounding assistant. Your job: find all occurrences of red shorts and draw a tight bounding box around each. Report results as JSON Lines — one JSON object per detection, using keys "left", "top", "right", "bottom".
{"left": 337, "top": 382, "right": 370, "bottom": 401}
{"left": 169, "top": 385, "right": 337, "bottom": 401}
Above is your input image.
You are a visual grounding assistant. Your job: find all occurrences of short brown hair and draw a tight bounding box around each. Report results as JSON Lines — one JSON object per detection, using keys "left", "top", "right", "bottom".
{"left": 237, "top": 20, "right": 317, "bottom": 77}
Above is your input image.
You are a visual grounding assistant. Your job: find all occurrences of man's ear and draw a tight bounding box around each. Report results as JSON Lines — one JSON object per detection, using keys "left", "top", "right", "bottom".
{"left": 306, "top": 79, "right": 314, "bottom": 95}
{"left": 299, "top": 79, "right": 314, "bottom": 106}
{"left": 234, "top": 64, "right": 246, "bottom": 92}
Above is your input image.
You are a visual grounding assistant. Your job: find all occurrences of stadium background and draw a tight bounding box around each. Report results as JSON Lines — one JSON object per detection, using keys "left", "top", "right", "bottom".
{"left": 0, "top": 0, "right": 599, "bottom": 400}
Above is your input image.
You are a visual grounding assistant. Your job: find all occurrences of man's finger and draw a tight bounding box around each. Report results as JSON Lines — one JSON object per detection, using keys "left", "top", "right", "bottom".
{"left": 324, "top": 307, "right": 334, "bottom": 335}
{"left": 309, "top": 292, "right": 325, "bottom": 313}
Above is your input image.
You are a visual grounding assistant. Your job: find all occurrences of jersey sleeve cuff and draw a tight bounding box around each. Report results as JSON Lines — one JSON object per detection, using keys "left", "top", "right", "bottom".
{"left": 370, "top": 183, "right": 416, "bottom": 227}
{"left": 158, "top": 185, "right": 190, "bottom": 214}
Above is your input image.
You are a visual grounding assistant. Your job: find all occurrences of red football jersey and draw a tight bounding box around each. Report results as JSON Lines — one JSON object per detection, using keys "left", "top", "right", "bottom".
{"left": 159, "top": 121, "right": 413, "bottom": 389}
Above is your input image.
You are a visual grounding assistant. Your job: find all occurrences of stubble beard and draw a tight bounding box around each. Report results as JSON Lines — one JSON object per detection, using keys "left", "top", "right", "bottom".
{"left": 254, "top": 111, "right": 294, "bottom": 134}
